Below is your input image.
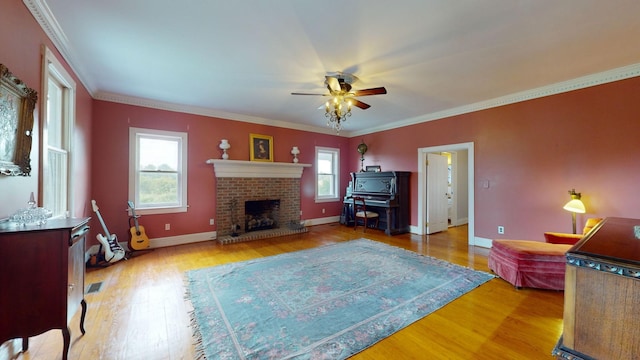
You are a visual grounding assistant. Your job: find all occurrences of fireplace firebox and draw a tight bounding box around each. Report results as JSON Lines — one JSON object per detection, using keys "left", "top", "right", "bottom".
{"left": 245, "top": 199, "right": 280, "bottom": 232}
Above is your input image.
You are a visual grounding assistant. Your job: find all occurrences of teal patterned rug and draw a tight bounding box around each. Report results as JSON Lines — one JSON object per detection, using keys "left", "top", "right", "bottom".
{"left": 186, "top": 239, "right": 493, "bottom": 359}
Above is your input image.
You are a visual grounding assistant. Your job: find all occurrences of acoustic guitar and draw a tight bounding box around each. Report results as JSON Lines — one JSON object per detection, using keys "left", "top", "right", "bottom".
{"left": 127, "top": 201, "right": 150, "bottom": 250}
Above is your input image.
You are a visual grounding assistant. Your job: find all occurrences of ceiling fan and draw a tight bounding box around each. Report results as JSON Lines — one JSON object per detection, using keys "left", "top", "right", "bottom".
{"left": 291, "top": 72, "right": 387, "bottom": 133}
{"left": 291, "top": 72, "right": 387, "bottom": 110}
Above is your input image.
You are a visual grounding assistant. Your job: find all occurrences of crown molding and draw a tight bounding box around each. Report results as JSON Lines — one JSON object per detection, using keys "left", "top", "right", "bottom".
{"left": 97, "top": 62, "right": 640, "bottom": 138}
{"left": 351, "top": 63, "right": 640, "bottom": 137}
{"left": 25, "top": 0, "right": 640, "bottom": 138}
{"left": 23, "top": 0, "right": 95, "bottom": 93}
{"left": 93, "top": 91, "right": 349, "bottom": 136}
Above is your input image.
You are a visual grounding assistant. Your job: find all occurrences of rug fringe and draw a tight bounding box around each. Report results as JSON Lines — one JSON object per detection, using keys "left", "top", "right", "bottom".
{"left": 185, "top": 276, "right": 207, "bottom": 360}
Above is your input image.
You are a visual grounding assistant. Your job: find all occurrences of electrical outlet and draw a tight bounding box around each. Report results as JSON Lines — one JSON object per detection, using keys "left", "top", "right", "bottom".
{"left": 209, "top": 218, "right": 215, "bottom": 225}
{"left": 497, "top": 226, "right": 504, "bottom": 235}
{"left": 165, "top": 223, "right": 170, "bottom": 230}
{"left": 322, "top": 208, "right": 325, "bottom": 214}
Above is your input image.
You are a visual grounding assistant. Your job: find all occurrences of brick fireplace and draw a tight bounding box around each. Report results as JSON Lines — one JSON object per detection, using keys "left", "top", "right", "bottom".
{"left": 206, "top": 159, "right": 311, "bottom": 242}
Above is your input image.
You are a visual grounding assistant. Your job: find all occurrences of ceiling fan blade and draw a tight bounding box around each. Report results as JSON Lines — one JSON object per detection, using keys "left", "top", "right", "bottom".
{"left": 325, "top": 76, "right": 341, "bottom": 93}
{"left": 291, "top": 92, "right": 329, "bottom": 96}
{"left": 348, "top": 99, "right": 371, "bottom": 110}
{"left": 352, "top": 87, "right": 387, "bottom": 96}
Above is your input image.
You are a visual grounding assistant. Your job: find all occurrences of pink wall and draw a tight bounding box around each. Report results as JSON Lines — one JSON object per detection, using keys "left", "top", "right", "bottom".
{"left": 351, "top": 76, "right": 640, "bottom": 241}
{"left": 0, "top": 2, "right": 92, "bottom": 222}
{"left": 91, "top": 101, "right": 349, "bottom": 244}
{"left": 4, "top": 1, "right": 640, "bottom": 247}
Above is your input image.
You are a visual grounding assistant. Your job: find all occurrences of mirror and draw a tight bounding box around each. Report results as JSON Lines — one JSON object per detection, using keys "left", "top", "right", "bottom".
{"left": 0, "top": 64, "right": 38, "bottom": 176}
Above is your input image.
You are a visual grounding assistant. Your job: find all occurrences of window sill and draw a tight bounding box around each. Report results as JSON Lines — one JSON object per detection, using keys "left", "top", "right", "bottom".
{"left": 132, "top": 206, "right": 188, "bottom": 216}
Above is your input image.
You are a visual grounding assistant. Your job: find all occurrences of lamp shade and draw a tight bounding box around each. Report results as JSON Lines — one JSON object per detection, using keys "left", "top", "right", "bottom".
{"left": 563, "top": 199, "right": 586, "bottom": 213}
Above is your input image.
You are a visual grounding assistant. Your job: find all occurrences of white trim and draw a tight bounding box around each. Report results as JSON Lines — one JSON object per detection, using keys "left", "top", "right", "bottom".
{"left": 25, "top": 0, "right": 640, "bottom": 137}
{"left": 41, "top": 45, "right": 76, "bottom": 218}
{"left": 474, "top": 237, "right": 493, "bottom": 249}
{"left": 350, "top": 63, "right": 640, "bottom": 136}
{"left": 315, "top": 146, "right": 340, "bottom": 202}
{"left": 205, "top": 159, "right": 311, "bottom": 178}
{"left": 302, "top": 216, "right": 340, "bottom": 226}
{"left": 129, "top": 127, "right": 188, "bottom": 215}
{"left": 417, "top": 142, "right": 475, "bottom": 245}
{"left": 86, "top": 231, "right": 216, "bottom": 256}
{"left": 451, "top": 217, "right": 469, "bottom": 227}
{"left": 145, "top": 231, "right": 216, "bottom": 248}
{"left": 24, "top": 0, "right": 94, "bottom": 94}
{"left": 98, "top": 62, "right": 640, "bottom": 137}
{"left": 96, "top": 92, "right": 346, "bottom": 136}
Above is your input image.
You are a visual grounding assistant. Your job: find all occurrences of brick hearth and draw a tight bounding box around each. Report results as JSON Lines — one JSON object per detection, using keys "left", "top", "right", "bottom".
{"left": 216, "top": 177, "right": 301, "bottom": 237}
{"left": 206, "top": 160, "right": 311, "bottom": 242}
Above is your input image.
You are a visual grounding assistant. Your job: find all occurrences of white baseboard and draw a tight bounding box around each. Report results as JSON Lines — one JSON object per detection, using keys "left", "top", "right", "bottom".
{"left": 451, "top": 217, "right": 469, "bottom": 227}
{"left": 473, "top": 236, "right": 493, "bottom": 248}
{"left": 146, "top": 231, "right": 217, "bottom": 248}
{"left": 305, "top": 218, "right": 491, "bottom": 248}
{"left": 302, "top": 216, "right": 340, "bottom": 226}
{"left": 86, "top": 231, "right": 217, "bottom": 259}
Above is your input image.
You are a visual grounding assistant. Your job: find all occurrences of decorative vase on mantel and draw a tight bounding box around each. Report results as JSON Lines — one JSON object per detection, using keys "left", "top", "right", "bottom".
{"left": 291, "top": 146, "right": 300, "bottom": 163}
{"left": 219, "top": 139, "right": 231, "bottom": 160}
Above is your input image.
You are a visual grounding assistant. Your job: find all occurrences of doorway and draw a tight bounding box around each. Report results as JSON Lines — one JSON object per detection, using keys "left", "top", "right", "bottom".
{"left": 417, "top": 142, "right": 475, "bottom": 245}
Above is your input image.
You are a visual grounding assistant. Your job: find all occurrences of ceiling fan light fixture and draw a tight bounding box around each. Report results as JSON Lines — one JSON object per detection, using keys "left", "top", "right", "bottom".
{"left": 325, "top": 96, "right": 352, "bottom": 134}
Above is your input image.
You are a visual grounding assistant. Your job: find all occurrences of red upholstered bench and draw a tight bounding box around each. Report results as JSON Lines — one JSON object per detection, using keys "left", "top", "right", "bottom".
{"left": 488, "top": 240, "right": 571, "bottom": 290}
{"left": 488, "top": 218, "right": 602, "bottom": 290}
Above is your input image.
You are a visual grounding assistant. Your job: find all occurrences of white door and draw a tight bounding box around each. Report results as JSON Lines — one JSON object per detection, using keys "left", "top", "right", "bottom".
{"left": 426, "top": 153, "right": 449, "bottom": 234}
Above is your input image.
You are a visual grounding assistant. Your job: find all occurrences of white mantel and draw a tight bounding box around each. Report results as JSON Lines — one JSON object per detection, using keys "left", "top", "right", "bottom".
{"left": 206, "top": 159, "right": 311, "bottom": 178}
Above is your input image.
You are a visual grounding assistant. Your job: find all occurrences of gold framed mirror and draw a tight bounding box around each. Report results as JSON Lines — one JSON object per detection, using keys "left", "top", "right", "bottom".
{"left": 0, "top": 64, "right": 38, "bottom": 176}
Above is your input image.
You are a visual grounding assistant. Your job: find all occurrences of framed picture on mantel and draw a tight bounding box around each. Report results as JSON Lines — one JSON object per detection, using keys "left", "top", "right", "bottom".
{"left": 249, "top": 133, "right": 273, "bottom": 162}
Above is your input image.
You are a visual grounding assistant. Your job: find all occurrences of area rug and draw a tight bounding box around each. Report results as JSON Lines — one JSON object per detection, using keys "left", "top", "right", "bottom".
{"left": 185, "top": 238, "right": 494, "bottom": 359}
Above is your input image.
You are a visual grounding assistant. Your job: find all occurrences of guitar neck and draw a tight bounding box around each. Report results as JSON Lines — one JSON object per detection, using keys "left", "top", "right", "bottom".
{"left": 128, "top": 202, "right": 141, "bottom": 232}
{"left": 94, "top": 210, "right": 112, "bottom": 239}
{"left": 132, "top": 213, "right": 140, "bottom": 232}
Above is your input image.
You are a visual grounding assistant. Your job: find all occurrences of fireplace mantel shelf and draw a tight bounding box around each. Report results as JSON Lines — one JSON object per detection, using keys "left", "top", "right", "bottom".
{"left": 206, "top": 159, "right": 311, "bottom": 178}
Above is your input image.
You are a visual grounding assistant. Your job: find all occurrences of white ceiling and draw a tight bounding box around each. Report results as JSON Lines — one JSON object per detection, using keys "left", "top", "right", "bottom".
{"left": 28, "top": 0, "right": 640, "bottom": 136}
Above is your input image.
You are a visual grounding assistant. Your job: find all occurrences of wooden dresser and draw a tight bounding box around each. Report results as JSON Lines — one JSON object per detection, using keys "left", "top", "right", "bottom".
{"left": 553, "top": 217, "right": 640, "bottom": 359}
{"left": 0, "top": 217, "right": 90, "bottom": 360}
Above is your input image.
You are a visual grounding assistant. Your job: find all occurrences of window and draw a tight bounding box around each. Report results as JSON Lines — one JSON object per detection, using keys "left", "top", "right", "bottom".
{"left": 42, "top": 46, "right": 75, "bottom": 218}
{"left": 315, "top": 147, "right": 340, "bottom": 202}
{"left": 129, "top": 128, "right": 188, "bottom": 214}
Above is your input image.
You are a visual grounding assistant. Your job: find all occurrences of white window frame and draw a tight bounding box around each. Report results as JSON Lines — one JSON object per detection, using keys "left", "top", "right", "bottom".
{"left": 128, "top": 127, "right": 188, "bottom": 215}
{"left": 41, "top": 46, "right": 75, "bottom": 218}
{"left": 315, "top": 146, "right": 340, "bottom": 202}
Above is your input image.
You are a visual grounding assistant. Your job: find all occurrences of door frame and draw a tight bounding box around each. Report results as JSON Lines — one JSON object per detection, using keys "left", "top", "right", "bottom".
{"left": 417, "top": 142, "right": 475, "bottom": 245}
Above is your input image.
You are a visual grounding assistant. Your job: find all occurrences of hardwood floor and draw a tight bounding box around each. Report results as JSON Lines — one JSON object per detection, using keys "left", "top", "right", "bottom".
{"left": 1, "top": 223, "right": 564, "bottom": 359}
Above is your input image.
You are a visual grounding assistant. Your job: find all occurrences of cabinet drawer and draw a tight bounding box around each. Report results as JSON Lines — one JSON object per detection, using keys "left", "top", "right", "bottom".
{"left": 69, "top": 224, "right": 90, "bottom": 246}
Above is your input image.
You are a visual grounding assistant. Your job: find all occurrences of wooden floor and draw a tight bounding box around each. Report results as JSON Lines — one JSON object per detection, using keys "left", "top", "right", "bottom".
{"left": 1, "top": 223, "right": 565, "bottom": 360}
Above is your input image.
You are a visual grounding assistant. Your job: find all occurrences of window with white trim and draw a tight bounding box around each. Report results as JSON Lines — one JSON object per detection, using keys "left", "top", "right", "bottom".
{"left": 315, "top": 147, "right": 340, "bottom": 202}
{"left": 129, "top": 128, "right": 188, "bottom": 214}
{"left": 42, "top": 46, "right": 75, "bottom": 218}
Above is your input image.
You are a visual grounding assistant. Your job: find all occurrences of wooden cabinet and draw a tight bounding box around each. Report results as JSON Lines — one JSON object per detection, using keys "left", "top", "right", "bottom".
{"left": 0, "top": 217, "right": 90, "bottom": 360}
{"left": 553, "top": 217, "right": 640, "bottom": 359}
